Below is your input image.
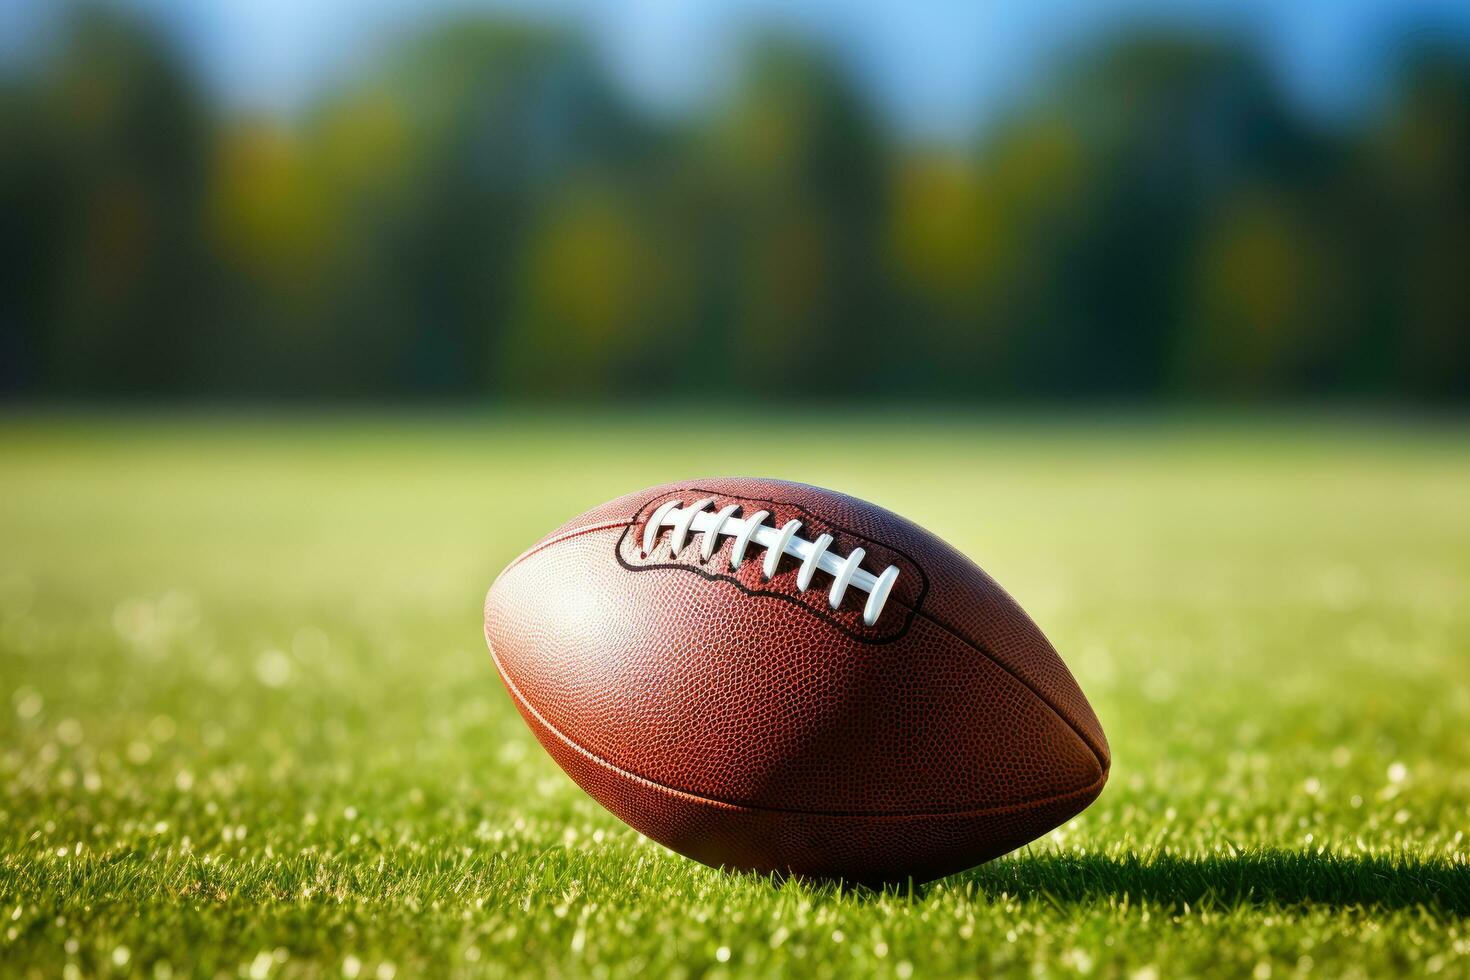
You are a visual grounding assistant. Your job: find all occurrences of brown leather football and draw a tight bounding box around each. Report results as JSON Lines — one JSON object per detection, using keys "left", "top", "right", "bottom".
{"left": 483, "top": 478, "right": 1109, "bottom": 884}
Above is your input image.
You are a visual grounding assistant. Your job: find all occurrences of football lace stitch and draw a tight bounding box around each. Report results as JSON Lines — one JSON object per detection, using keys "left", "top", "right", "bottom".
{"left": 641, "top": 498, "right": 901, "bottom": 626}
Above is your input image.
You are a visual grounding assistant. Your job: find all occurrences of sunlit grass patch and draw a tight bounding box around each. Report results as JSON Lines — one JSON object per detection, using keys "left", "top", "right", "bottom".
{"left": 1, "top": 412, "right": 1467, "bottom": 976}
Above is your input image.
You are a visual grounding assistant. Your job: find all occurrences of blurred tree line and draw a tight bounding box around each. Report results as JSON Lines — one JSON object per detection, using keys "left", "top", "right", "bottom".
{"left": 1, "top": 6, "right": 1467, "bottom": 402}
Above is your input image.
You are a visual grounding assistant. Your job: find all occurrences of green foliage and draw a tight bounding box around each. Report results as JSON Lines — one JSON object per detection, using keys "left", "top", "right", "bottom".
{"left": 1, "top": 413, "right": 1467, "bottom": 976}
{"left": 0, "top": 6, "right": 213, "bottom": 396}
{"left": 4, "top": 8, "right": 1470, "bottom": 401}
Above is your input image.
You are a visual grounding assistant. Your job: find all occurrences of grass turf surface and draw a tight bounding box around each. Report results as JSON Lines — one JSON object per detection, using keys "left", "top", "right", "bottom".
{"left": 1, "top": 412, "right": 1467, "bottom": 978}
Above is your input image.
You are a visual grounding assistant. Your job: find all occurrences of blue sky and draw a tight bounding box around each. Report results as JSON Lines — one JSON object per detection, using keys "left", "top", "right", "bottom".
{"left": 6, "top": 0, "right": 1470, "bottom": 139}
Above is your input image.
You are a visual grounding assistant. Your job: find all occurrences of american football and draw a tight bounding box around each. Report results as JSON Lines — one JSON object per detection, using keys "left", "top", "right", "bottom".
{"left": 483, "top": 477, "right": 1109, "bottom": 884}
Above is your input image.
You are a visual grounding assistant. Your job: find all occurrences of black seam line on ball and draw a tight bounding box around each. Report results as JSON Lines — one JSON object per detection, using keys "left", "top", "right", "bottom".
{"left": 499, "top": 500, "right": 1103, "bottom": 771}
{"left": 644, "top": 486, "right": 933, "bottom": 605}
{"left": 501, "top": 518, "right": 636, "bottom": 576}
{"left": 490, "top": 638, "right": 1109, "bottom": 820}
{"left": 615, "top": 490, "right": 1104, "bottom": 769}
{"left": 613, "top": 488, "right": 932, "bottom": 645}
{"left": 614, "top": 527, "right": 918, "bottom": 647}
{"left": 493, "top": 514, "right": 913, "bottom": 646}
{"left": 905, "top": 608, "right": 1109, "bottom": 772}
{"left": 624, "top": 488, "right": 1106, "bottom": 772}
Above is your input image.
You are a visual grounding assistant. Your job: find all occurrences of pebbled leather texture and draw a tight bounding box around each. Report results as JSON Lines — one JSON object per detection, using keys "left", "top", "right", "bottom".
{"left": 615, "top": 486, "right": 929, "bottom": 643}
{"left": 484, "top": 477, "right": 1109, "bottom": 884}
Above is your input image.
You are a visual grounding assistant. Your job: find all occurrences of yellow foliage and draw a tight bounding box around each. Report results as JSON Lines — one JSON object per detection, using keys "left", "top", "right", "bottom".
{"left": 208, "top": 122, "right": 332, "bottom": 294}
{"left": 314, "top": 93, "right": 413, "bottom": 201}
{"left": 889, "top": 154, "right": 1000, "bottom": 301}
{"left": 521, "top": 185, "right": 657, "bottom": 376}
{"left": 1187, "top": 193, "right": 1324, "bottom": 389}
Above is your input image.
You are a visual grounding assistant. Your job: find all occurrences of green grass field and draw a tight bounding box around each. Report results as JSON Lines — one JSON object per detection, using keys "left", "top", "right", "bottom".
{"left": 2, "top": 412, "right": 1467, "bottom": 978}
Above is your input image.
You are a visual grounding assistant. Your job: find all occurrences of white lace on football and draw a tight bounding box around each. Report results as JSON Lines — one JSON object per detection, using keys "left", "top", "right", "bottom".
{"left": 641, "top": 500, "right": 901, "bottom": 626}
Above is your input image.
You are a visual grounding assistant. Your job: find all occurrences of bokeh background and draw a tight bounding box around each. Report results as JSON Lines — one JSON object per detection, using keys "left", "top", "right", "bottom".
{"left": 3, "top": 4, "right": 1470, "bottom": 976}
{"left": 2, "top": 0, "right": 1468, "bottom": 404}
